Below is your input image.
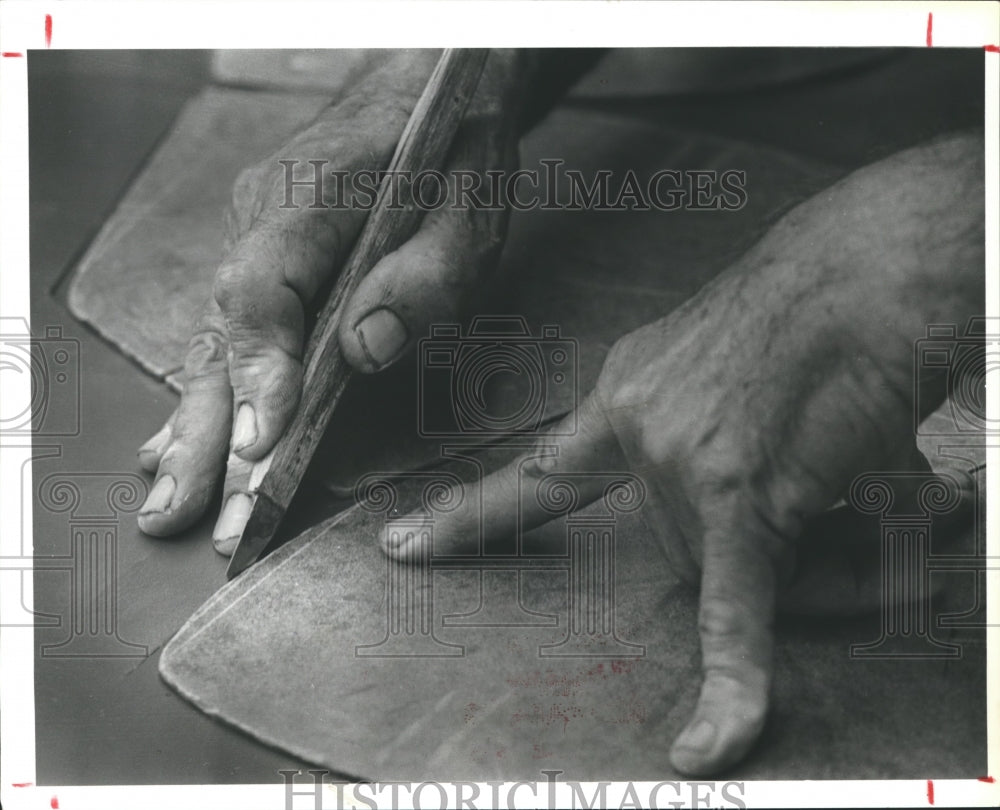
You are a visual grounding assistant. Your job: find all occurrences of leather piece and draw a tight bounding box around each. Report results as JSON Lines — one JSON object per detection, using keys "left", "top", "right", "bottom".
{"left": 211, "top": 49, "right": 391, "bottom": 96}
{"left": 38, "top": 49, "right": 987, "bottom": 785}
{"left": 209, "top": 48, "right": 887, "bottom": 99}
{"left": 61, "top": 70, "right": 986, "bottom": 782}
{"left": 67, "top": 87, "right": 331, "bottom": 379}
{"left": 159, "top": 441, "right": 986, "bottom": 781}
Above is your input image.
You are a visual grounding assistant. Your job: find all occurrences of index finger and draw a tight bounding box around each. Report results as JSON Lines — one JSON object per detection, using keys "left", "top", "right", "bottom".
{"left": 384, "top": 393, "right": 620, "bottom": 560}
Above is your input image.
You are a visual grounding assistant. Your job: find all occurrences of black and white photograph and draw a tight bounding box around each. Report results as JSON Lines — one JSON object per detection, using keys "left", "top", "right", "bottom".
{"left": 1, "top": 3, "right": 997, "bottom": 808}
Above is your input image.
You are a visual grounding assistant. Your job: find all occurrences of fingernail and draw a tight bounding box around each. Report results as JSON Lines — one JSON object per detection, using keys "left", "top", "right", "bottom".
{"left": 674, "top": 719, "right": 717, "bottom": 753}
{"left": 355, "top": 308, "right": 408, "bottom": 370}
{"left": 138, "top": 423, "right": 171, "bottom": 457}
{"left": 524, "top": 451, "right": 558, "bottom": 477}
{"left": 213, "top": 493, "right": 253, "bottom": 551}
{"left": 248, "top": 448, "right": 274, "bottom": 493}
{"left": 232, "top": 403, "right": 257, "bottom": 452}
{"left": 141, "top": 475, "right": 176, "bottom": 515}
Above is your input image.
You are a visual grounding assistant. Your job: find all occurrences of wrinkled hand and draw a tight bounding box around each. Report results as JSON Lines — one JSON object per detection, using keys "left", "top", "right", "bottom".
{"left": 137, "top": 50, "right": 527, "bottom": 551}
{"left": 385, "top": 133, "right": 984, "bottom": 775}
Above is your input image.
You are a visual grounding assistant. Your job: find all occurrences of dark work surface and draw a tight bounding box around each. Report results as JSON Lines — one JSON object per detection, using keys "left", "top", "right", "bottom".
{"left": 27, "top": 49, "right": 985, "bottom": 785}
{"left": 28, "top": 50, "right": 320, "bottom": 785}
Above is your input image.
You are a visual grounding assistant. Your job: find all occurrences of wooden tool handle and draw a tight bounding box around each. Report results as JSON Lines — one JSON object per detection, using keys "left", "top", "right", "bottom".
{"left": 240, "top": 49, "right": 489, "bottom": 549}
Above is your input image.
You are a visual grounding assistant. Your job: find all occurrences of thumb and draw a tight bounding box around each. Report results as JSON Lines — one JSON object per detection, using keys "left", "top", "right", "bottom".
{"left": 338, "top": 180, "right": 506, "bottom": 374}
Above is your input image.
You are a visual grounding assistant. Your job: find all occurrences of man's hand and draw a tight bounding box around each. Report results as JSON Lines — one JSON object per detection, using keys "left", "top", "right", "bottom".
{"left": 384, "top": 133, "right": 985, "bottom": 775}
{"left": 136, "top": 50, "right": 528, "bottom": 551}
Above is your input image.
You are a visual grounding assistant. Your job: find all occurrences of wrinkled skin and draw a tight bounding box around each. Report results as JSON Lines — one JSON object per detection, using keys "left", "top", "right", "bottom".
{"left": 384, "top": 134, "right": 985, "bottom": 774}
{"left": 137, "top": 50, "right": 527, "bottom": 551}
{"left": 135, "top": 47, "right": 984, "bottom": 777}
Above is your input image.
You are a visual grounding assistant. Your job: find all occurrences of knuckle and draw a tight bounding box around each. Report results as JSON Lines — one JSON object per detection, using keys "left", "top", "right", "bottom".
{"left": 184, "top": 329, "right": 228, "bottom": 378}
{"left": 697, "top": 598, "right": 741, "bottom": 643}
{"left": 598, "top": 335, "right": 640, "bottom": 405}
{"left": 697, "top": 596, "right": 768, "bottom": 652}
{"left": 231, "top": 164, "right": 265, "bottom": 212}
{"left": 222, "top": 207, "right": 241, "bottom": 251}
{"left": 213, "top": 262, "right": 255, "bottom": 313}
{"left": 228, "top": 344, "right": 302, "bottom": 395}
{"left": 593, "top": 336, "right": 662, "bottom": 448}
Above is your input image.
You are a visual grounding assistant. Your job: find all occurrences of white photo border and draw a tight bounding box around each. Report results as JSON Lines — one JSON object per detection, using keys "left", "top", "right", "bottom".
{"left": 1, "top": 1, "right": 997, "bottom": 808}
